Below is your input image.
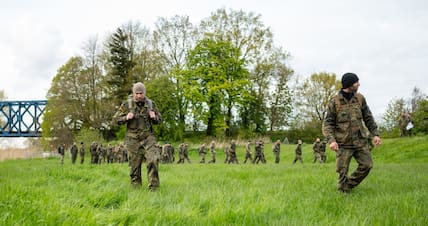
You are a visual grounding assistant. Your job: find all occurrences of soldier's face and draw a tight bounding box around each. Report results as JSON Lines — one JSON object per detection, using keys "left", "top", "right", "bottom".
{"left": 134, "top": 92, "right": 145, "bottom": 102}
{"left": 349, "top": 82, "right": 360, "bottom": 93}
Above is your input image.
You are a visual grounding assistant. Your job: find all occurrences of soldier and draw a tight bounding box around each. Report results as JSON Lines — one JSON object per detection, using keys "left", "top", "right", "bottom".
{"left": 273, "top": 140, "right": 281, "bottom": 164}
{"left": 320, "top": 140, "right": 327, "bottom": 163}
{"left": 107, "top": 144, "right": 114, "bottom": 164}
{"left": 161, "top": 143, "right": 169, "bottom": 163}
{"left": 228, "top": 140, "right": 239, "bottom": 164}
{"left": 90, "top": 142, "right": 98, "bottom": 164}
{"left": 208, "top": 140, "right": 216, "bottom": 163}
{"left": 183, "top": 143, "right": 191, "bottom": 163}
{"left": 57, "top": 143, "right": 65, "bottom": 165}
{"left": 243, "top": 140, "right": 253, "bottom": 163}
{"left": 293, "top": 139, "right": 303, "bottom": 164}
{"left": 399, "top": 111, "right": 409, "bottom": 137}
{"left": 199, "top": 143, "right": 206, "bottom": 163}
{"left": 323, "top": 72, "right": 381, "bottom": 193}
{"left": 312, "top": 138, "right": 323, "bottom": 164}
{"left": 253, "top": 140, "right": 266, "bottom": 164}
{"left": 224, "top": 146, "right": 230, "bottom": 164}
{"left": 79, "top": 142, "right": 85, "bottom": 164}
{"left": 177, "top": 143, "right": 190, "bottom": 164}
{"left": 167, "top": 143, "right": 175, "bottom": 163}
{"left": 97, "top": 144, "right": 105, "bottom": 164}
{"left": 113, "top": 82, "right": 162, "bottom": 191}
{"left": 70, "top": 142, "right": 78, "bottom": 164}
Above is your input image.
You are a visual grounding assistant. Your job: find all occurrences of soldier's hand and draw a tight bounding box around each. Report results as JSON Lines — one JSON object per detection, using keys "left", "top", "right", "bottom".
{"left": 373, "top": 136, "right": 382, "bottom": 146}
{"left": 149, "top": 111, "right": 156, "bottom": 119}
{"left": 126, "top": 112, "right": 134, "bottom": 120}
{"left": 329, "top": 141, "right": 339, "bottom": 151}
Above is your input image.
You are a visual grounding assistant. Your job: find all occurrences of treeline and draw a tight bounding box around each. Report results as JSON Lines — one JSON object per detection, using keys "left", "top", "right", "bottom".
{"left": 39, "top": 8, "right": 428, "bottom": 149}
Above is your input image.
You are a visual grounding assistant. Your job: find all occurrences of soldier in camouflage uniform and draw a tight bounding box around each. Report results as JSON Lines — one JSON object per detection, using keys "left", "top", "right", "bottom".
{"left": 199, "top": 143, "right": 207, "bottom": 163}
{"left": 183, "top": 143, "right": 191, "bottom": 163}
{"left": 228, "top": 140, "right": 239, "bottom": 164}
{"left": 243, "top": 140, "right": 253, "bottom": 163}
{"left": 253, "top": 140, "right": 266, "bottom": 164}
{"left": 323, "top": 73, "right": 381, "bottom": 193}
{"left": 273, "top": 140, "right": 281, "bottom": 164}
{"left": 90, "top": 142, "right": 98, "bottom": 164}
{"left": 79, "top": 142, "right": 85, "bottom": 164}
{"left": 208, "top": 141, "right": 216, "bottom": 163}
{"left": 97, "top": 144, "right": 105, "bottom": 164}
{"left": 312, "top": 138, "right": 323, "bottom": 164}
{"left": 320, "top": 140, "right": 327, "bottom": 163}
{"left": 70, "top": 142, "right": 78, "bottom": 164}
{"left": 113, "top": 82, "right": 162, "bottom": 190}
{"left": 57, "top": 143, "right": 65, "bottom": 165}
{"left": 293, "top": 139, "right": 303, "bottom": 164}
{"left": 177, "top": 143, "right": 189, "bottom": 164}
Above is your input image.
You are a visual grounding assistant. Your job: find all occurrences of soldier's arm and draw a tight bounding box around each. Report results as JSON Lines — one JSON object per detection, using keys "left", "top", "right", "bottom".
{"left": 323, "top": 99, "right": 337, "bottom": 144}
{"left": 112, "top": 102, "right": 129, "bottom": 125}
{"left": 361, "top": 97, "right": 379, "bottom": 137}
{"left": 150, "top": 101, "right": 162, "bottom": 124}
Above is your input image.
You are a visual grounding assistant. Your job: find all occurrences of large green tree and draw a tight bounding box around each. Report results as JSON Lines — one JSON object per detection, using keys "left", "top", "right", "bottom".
{"left": 199, "top": 8, "right": 278, "bottom": 133}
{"left": 185, "top": 38, "right": 250, "bottom": 136}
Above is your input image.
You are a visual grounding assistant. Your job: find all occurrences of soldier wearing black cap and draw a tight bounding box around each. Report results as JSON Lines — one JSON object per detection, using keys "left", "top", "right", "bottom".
{"left": 323, "top": 72, "right": 382, "bottom": 193}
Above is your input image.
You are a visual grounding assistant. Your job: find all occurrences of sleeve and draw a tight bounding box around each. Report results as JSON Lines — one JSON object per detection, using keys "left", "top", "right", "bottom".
{"left": 323, "top": 98, "right": 337, "bottom": 144}
{"left": 112, "top": 102, "right": 129, "bottom": 125}
{"left": 361, "top": 96, "right": 379, "bottom": 137}
{"left": 150, "top": 100, "right": 162, "bottom": 125}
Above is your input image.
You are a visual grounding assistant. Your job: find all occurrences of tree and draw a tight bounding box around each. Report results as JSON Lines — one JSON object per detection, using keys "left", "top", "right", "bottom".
{"left": 81, "top": 35, "right": 105, "bottom": 128}
{"left": 295, "top": 72, "right": 341, "bottom": 127}
{"left": 42, "top": 57, "right": 87, "bottom": 147}
{"left": 153, "top": 15, "right": 198, "bottom": 137}
{"left": 382, "top": 98, "right": 405, "bottom": 132}
{"left": 185, "top": 38, "right": 250, "bottom": 136}
{"left": 199, "top": 8, "right": 278, "bottom": 133}
{"left": 410, "top": 87, "right": 426, "bottom": 113}
{"left": 265, "top": 48, "right": 294, "bottom": 131}
{"left": 412, "top": 98, "right": 428, "bottom": 133}
{"left": 105, "top": 27, "right": 136, "bottom": 105}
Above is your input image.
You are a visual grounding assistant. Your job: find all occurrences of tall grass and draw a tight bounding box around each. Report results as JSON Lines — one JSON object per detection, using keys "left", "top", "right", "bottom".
{"left": 1, "top": 136, "right": 427, "bottom": 225}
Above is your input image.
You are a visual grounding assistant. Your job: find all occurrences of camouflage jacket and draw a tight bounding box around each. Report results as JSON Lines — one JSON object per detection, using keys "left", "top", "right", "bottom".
{"left": 323, "top": 91, "right": 379, "bottom": 147}
{"left": 113, "top": 96, "right": 161, "bottom": 139}
{"left": 312, "top": 141, "right": 322, "bottom": 153}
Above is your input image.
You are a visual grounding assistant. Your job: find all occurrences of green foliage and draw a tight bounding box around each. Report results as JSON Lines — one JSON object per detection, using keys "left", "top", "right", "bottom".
{"left": 185, "top": 38, "right": 250, "bottom": 136}
{"left": 1, "top": 136, "right": 427, "bottom": 225}
{"left": 413, "top": 98, "right": 428, "bottom": 133}
{"left": 381, "top": 98, "right": 405, "bottom": 132}
{"left": 296, "top": 72, "right": 341, "bottom": 125}
{"left": 74, "top": 128, "right": 105, "bottom": 147}
{"left": 106, "top": 27, "right": 136, "bottom": 104}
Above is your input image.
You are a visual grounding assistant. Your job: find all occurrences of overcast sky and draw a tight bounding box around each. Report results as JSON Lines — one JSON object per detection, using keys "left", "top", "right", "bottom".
{"left": 1, "top": 0, "right": 427, "bottom": 119}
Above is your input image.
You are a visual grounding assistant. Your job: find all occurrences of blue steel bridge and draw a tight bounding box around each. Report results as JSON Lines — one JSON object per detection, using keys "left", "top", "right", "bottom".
{"left": 0, "top": 100, "right": 47, "bottom": 137}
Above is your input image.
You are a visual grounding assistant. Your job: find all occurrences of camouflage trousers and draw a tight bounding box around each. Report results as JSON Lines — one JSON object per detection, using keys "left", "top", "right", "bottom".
{"left": 274, "top": 151, "right": 280, "bottom": 163}
{"left": 243, "top": 152, "right": 252, "bottom": 163}
{"left": 335, "top": 145, "right": 373, "bottom": 192}
{"left": 126, "top": 135, "right": 160, "bottom": 190}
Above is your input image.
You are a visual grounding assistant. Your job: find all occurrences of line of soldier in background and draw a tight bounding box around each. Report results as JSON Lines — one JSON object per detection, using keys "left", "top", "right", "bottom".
{"left": 57, "top": 138, "right": 331, "bottom": 166}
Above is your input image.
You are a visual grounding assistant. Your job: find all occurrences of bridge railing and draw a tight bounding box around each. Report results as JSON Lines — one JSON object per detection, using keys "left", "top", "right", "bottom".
{"left": 0, "top": 100, "right": 47, "bottom": 137}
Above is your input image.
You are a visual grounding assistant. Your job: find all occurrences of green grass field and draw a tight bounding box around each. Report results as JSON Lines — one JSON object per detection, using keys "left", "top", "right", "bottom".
{"left": 1, "top": 136, "right": 427, "bottom": 225}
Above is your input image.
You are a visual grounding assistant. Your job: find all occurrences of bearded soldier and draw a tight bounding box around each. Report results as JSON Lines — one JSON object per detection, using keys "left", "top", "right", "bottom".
{"left": 323, "top": 72, "right": 381, "bottom": 193}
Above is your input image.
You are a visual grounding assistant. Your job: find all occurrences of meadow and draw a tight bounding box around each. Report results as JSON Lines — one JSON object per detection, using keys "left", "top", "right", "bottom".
{"left": 1, "top": 136, "right": 427, "bottom": 225}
